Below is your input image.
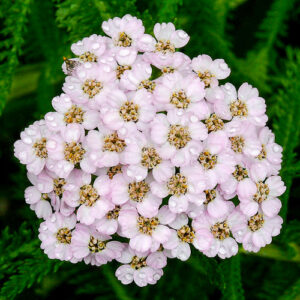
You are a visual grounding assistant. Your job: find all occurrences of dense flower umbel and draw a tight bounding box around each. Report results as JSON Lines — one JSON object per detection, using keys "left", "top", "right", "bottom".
{"left": 14, "top": 14, "right": 285, "bottom": 287}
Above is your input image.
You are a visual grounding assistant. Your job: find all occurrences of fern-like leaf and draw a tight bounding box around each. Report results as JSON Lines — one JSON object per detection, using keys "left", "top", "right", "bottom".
{"left": 219, "top": 255, "right": 245, "bottom": 300}
{"left": 272, "top": 48, "right": 300, "bottom": 221}
{"left": 0, "top": 0, "right": 32, "bottom": 116}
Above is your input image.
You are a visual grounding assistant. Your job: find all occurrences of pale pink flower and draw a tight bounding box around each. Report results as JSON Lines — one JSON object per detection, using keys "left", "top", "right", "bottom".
{"left": 248, "top": 126, "right": 283, "bottom": 181}
{"left": 38, "top": 212, "right": 77, "bottom": 261}
{"left": 100, "top": 53, "right": 142, "bottom": 82}
{"left": 229, "top": 207, "right": 283, "bottom": 252}
{"left": 46, "top": 124, "right": 87, "bottom": 178}
{"left": 24, "top": 186, "right": 54, "bottom": 220}
{"left": 102, "top": 15, "right": 147, "bottom": 65}
{"left": 27, "top": 168, "right": 87, "bottom": 200}
{"left": 138, "top": 22, "right": 190, "bottom": 66}
{"left": 191, "top": 54, "right": 230, "bottom": 88}
{"left": 45, "top": 93, "right": 100, "bottom": 133}
{"left": 71, "top": 223, "right": 124, "bottom": 265}
{"left": 192, "top": 206, "right": 238, "bottom": 259}
{"left": 26, "top": 169, "right": 79, "bottom": 217}
{"left": 81, "top": 126, "right": 141, "bottom": 170}
{"left": 146, "top": 251, "right": 168, "bottom": 269}
{"left": 111, "top": 173, "right": 162, "bottom": 218}
{"left": 198, "top": 187, "right": 231, "bottom": 219}
{"left": 143, "top": 52, "right": 192, "bottom": 75}
{"left": 153, "top": 72, "right": 205, "bottom": 114}
{"left": 163, "top": 213, "right": 198, "bottom": 261}
{"left": 92, "top": 164, "right": 125, "bottom": 191}
{"left": 62, "top": 35, "right": 108, "bottom": 75}
{"left": 153, "top": 22, "right": 190, "bottom": 50}
{"left": 118, "top": 206, "right": 173, "bottom": 253}
{"left": 150, "top": 166, "right": 206, "bottom": 213}
{"left": 238, "top": 176, "right": 286, "bottom": 217}
{"left": 14, "top": 120, "right": 53, "bottom": 175}
{"left": 124, "top": 132, "right": 175, "bottom": 183}
{"left": 212, "top": 83, "right": 268, "bottom": 126}
{"left": 62, "top": 169, "right": 113, "bottom": 225}
{"left": 219, "top": 162, "right": 252, "bottom": 199}
{"left": 101, "top": 89, "right": 156, "bottom": 131}
{"left": 50, "top": 194, "right": 75, "bottom": 217}
{"left": 224, "top": 118, "right": 261, "bottom": 162}
{"left": 71, "top": 34, "right": 107, "bottom": 62}
{"left": 192, "top": 131, "right": 236, "bottom": 189}
{"left": 115, "top": 245, "right": 164, "bottom": 287}
{"left": 150, "top": 113, "right": 207, "bottom": 167}
{"left": 119, "top": 60, "right": 156, "bottom": 94}
{"left": 94, "top": 204, "right": 124, "bottom": 235}
{"left": 63, "top": 62, "right": 115, "bottom": 108}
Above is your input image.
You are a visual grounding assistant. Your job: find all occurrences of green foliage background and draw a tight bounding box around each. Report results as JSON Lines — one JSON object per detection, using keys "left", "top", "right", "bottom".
{"left": 0, "top": 0, "right": 299, "bottom": 299}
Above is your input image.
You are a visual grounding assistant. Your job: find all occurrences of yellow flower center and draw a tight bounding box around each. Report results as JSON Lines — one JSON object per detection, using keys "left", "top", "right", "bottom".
{"left": 53, "top": 178, "right": 66, "bottom": 197}
{"left": 106, "top": 206, "right": 121, "bottom": 219}
{"left": 119, "top": 101, "right": 139, "bottom": 122}
{"left": 79, "top": 51, "right": 97, "bottom": 62}
{"left": 256, "top": 144, "right": 267, "bottom": 160}
{"left": 82, "top": 79, "right": 103, "bottom": 98}
{"left": 141, "top": 147, "right": 161, "bottom": 169}
{"left": 205, "top": 114, "right": 224, "bottom": 132}
{"left": 79, "top": 184, "right": 99, "bottom": 207}
{"left": 33, "top": 138, "right": 48, "bottom": 158}
{"left": 116, "top": 65, "right": 131, "bottom": 79}
{"left": 64, "top": 142, "right": 85, "bottom": 164}
{"left": 210, "top": 221, "right": 230, "bottom": 240}
{"left": 248, "top": 213, "right": 264, "bottom": 231}
{"left": 88, "top": 236, "right": 106, "bottom": 252}
{"left": 168, "top": 125, "right": 191, "bottom": 149}
{"left": 253, "top": 181, "right": 269, "bottom": 203}
{"left": 229, "top": 136, "right": 245, "bottom": 153}
{"left": 107, "top": 165, "right": 123, "bottom": 179}
{"left": 130, "top": 256, "right": 147, "bottom": 269}
{"left": 204, "top": 189, "right": 217, "bottom": 204}
{"left": 103, "top": 132, "right": 126, "bottom": 153}
{"left": 177, "top": 225, "right": 195, "bottom": 243}
{"left": 155, "top": 40, "right": 175, "bottom": 54}
{"left": 198, "top": 151, "right": 218, "bottom": 170}
{"left": 137, "top": 216, "right": 159, "bottom": 235}
{"left": 230, "top": 99, "right": 248, "bottom": 117}
{"left": 138, "top": 79, "right": 156, "bottom": 93}
{"left": 232, "top": 165, "right": 248, "bottom": 181}
{"left": 115, "top": 32, "right": 132, "bottom": 47}
{"left": 64, "top": 105, "right": 84, "bottom": 124}
{"left": 167, "top": 173, "right": 188, "bottom": 195}
{"left": 128, "top": 181, "right": 150, "bottom": 202}
{"left": 197, "top": 71, "right": 214, "bottom": 88}
{"left": 56, "top": 227, "right": 72, "bottom": 244}
{"left": 170, "top": 90, "right": 191, "bottom": 109}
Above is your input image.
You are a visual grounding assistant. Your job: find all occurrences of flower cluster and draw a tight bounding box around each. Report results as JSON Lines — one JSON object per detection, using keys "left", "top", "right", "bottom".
{"left": 14, "top": 15, "right": 286, "bottom": 287}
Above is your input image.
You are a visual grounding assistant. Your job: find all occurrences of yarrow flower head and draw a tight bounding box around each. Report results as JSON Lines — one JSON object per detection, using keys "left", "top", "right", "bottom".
{"left": 14, "top": 15, "right": 286, "bottom": 287}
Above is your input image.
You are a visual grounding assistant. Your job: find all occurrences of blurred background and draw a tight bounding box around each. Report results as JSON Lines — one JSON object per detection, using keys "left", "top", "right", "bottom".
{"left": 0, "top": 0, "right": 299, "bottom": 299}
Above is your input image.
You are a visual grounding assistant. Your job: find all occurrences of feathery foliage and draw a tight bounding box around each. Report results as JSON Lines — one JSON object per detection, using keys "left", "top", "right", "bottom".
{"left": 219, "top": 255, "right": 245, "bottom": 300}
{"left": 0, "top": 0, "right": 32, "bottom": 116}
{"left": 271, "top": 48, "right": 300, "bottom": 221}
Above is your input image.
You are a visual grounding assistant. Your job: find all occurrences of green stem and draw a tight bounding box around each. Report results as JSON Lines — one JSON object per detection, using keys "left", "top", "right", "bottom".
{"left": 239, "top": 243, "right": 300, "bottom": 263}
{"left": 101, "top": 264, "right": 133, "bottom": 300}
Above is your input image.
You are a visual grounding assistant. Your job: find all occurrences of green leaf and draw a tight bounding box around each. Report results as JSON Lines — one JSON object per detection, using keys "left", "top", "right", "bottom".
{"left": 278, "top": 278, "right": 300, "bottom": 300}
{"left": 219, "top": 255, "right": 245, "bottom": 300}
{"left": 272, "top": 48, "right": 300, "bottom": 221}
{"left": 0, "top": 0, "right": 33, "bottom": 116}
{"left": 102, "top": 264, "right": 133, "bottom": 300}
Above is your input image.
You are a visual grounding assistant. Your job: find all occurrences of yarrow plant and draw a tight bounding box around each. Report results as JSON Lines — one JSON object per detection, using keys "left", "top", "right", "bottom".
{"left": 14, "top": 15, "right": 286, "bottom": 287}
